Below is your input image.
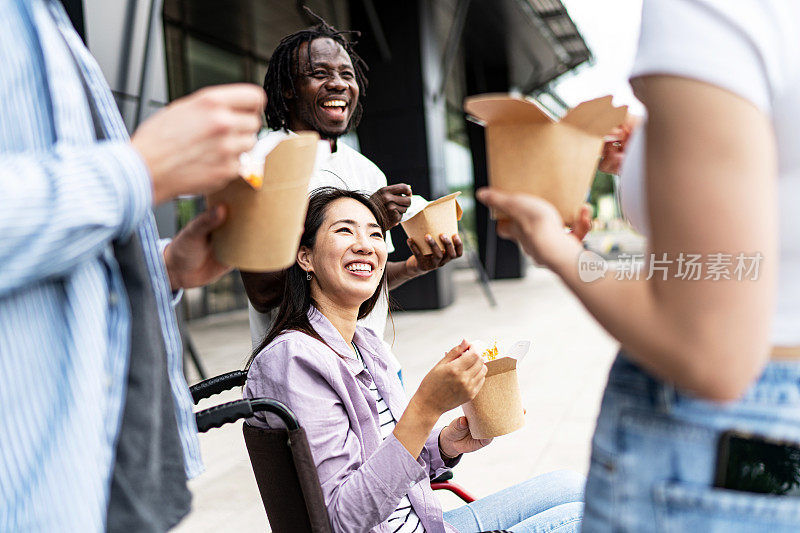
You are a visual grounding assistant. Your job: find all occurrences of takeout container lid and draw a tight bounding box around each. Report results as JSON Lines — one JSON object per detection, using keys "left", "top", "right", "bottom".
{"left": 464, "top": 94, "right": 628, "bottom": 225}
{"left": 400, "top": 192, "right": 463, "bottom": 255}
{"left": 208, "top": 132, "right": 320, "bottom": 272}
{"left": 462, "top": 356, "right": 525, "bottom": 439}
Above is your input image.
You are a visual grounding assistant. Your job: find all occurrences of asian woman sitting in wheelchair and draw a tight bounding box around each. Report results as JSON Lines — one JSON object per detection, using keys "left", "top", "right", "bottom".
{"left": 244, "top": 187, "right": 583, "bottom": 533}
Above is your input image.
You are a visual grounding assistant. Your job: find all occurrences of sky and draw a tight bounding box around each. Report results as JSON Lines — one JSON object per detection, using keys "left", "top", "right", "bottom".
{"left": 551, "top": 0, "right": 645, "bottom": 115}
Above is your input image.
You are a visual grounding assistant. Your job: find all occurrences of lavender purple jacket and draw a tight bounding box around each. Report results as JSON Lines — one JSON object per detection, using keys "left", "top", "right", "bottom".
{"left": 244, "top": 306, "right": 460, "bottom": 533}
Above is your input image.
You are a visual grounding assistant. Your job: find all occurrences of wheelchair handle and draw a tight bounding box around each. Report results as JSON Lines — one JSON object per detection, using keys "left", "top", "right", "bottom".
{"left": 190, "top": 370, "right": 247, "bottom": 404}
{"left": 195, "top": 398, "right": 300, "bottom": 433}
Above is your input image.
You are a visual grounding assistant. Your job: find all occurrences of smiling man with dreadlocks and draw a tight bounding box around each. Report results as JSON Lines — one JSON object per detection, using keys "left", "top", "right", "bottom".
{"left": 263, "top": 16, "right": 368, "bottom": 142}
{"left": 242, "top": 15, "right": 463, "bottom": 351}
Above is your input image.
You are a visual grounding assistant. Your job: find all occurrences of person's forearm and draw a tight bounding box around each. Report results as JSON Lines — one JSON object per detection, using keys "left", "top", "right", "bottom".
{"left": 240, "top": 270, "right": 285, "bottom": 312}
{"left": 385, "top": 260, "right": 418, "bottom": 290}
{"left": 548, "top": 238, "right": 769, "bottom": 401}
{"left": 392, "top": 397, "right": 439, "bottom": 458}
{"left": 0, "top": 145, "right": 151, "bottom": 297}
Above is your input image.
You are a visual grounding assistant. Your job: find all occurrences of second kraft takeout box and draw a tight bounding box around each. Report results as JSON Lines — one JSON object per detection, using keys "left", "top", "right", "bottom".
{"left": 462, "top": 340, "right": 531, "bottom": 440}
{"left": 400, "top": 192, "right": 463, "bottom": 255}
{"left": 208, "top": 132, "right": 321, "bottom": 272}
{"left": 464, "top": 94, "right": 628, "bottom": 225}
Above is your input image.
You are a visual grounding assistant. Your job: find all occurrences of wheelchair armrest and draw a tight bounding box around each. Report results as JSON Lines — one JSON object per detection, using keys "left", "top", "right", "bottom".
{"left": 190, "top": 370, "right": 247, "bottom": 404}
{"left": 195, "top": 397, "right": 300, "bottom": 433}
{"left": 431, "top": 470, "right": 454, "bottom": 483}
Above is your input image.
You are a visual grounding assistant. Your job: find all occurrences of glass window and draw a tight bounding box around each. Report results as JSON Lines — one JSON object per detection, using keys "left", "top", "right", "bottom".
{"left": 185, "top": 37, "right": 245, "bottom": 92}
{"left": 163, "top": 0, "right": 351, "bottom": 319}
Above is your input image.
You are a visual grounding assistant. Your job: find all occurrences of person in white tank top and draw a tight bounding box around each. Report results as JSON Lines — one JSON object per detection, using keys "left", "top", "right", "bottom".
{"left": 477, "top": 1, "right": 800, "bottom": 529}
{"left": 479, "top": 0, "right": 800, "bottom": 407}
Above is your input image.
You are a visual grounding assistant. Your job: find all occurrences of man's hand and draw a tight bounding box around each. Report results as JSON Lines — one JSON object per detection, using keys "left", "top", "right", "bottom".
{"left": 371, "top": 184, "right": 412, "bottom": 228}
{"left": 385, "top": 232, "right": 464, "bottom": 289}
{"left": 131, "top": 84, "right": 265, "bottom": 205}
{"left": 439, "top": 416, "right": 492, "bottom": 458}
{"left": 406, "top": 233, "right": 464, "bottom": 277}
{"left": 240, "top": 270, "right": 286, "bottom": 313}
{"left": 164, "top": 205, "right": 232, "bottom": 291}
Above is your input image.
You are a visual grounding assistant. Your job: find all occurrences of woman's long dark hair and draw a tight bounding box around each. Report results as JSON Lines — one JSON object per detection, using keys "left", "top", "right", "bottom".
{"left": 246, "top": 187, "right": 389, "bottom": 368}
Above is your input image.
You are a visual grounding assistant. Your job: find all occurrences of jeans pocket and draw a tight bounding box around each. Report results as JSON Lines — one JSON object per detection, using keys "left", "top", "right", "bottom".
{"left": 653, "top": 481, "right": 800, "bottom": 533}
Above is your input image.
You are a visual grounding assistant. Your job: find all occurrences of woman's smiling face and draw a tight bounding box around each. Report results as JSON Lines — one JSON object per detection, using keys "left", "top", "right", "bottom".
{"left": 298, "top": 197, "right": 387, "bottom": 310}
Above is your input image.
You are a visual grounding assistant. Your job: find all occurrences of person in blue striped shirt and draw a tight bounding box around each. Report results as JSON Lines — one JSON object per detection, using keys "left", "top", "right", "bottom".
{"left": 0, "top": 1, "right": 265, "bottom": 531}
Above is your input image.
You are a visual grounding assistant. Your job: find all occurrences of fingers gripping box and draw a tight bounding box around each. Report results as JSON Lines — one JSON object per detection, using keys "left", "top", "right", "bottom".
{"left": 462, "top": 340, "right": 530, "bottom": 439}
{"left": 464, "top": 94, "right": 628, "bottom": 225}
{"left": 400, "top": 192, "right": 463, "bottom": 255}
{"left": 208, "top": 132, "right": 320, "bottom": 272}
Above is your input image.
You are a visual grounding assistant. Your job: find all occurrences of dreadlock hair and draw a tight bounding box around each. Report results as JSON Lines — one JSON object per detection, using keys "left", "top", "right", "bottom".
{"left": 264, "top": 9, "right": 369, "bottom": 133}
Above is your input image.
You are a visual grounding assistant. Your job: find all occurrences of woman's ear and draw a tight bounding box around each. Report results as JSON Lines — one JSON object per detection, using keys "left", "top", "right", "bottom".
{"left": 297, "top": 246, "right": 313, "bottom": 273}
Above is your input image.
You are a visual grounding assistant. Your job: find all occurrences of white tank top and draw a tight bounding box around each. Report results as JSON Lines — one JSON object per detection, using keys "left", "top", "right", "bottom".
{"left": 619, "top": 0, "right": 800, "bottom": 345}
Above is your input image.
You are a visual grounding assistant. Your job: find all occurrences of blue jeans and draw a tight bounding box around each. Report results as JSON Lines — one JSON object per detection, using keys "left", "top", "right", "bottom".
{"left": 583, "top": 353, "right": 800, "bottom": 532}
{"left": 443, "top": 470, "right": 584, "bottom": 532}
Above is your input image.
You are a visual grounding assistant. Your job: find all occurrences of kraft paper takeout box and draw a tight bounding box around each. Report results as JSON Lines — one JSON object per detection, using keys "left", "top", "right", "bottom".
{"left": 462, "top": 340, "right": 530, "bottom": 439}
{"left": 400, "top": 192, "right": 463, "bottom": 255}
{"left": 208, "top": 132, "right": 320, "bottom": 272}
{"left": 464, "top": 94, "right": 628, "bottom": 225}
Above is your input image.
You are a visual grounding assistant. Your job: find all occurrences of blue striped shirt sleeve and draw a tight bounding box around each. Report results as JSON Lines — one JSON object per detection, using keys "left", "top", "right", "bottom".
{"left": 0, "top": 2, "right": 203, "bottom": 529}
{"left": 0, "top": 142, "right": 152, "bottom": 296}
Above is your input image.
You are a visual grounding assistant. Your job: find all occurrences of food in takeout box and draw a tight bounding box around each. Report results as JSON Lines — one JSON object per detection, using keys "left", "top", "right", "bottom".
{"left": 399, "top": 192, "right": 463, "bottom": 255}
{"left": 462, "top": 339, "right": 531, "bottom": 439}
{"left": 476, "top": 340, "right": 499, "bottom": 361}
{"left": 464, "top": 94, "right": 628, "bottom": 225}
{"left": 208, "top": 132, "right": 327, "bottom": 272}
{"left": 238, "top": 134, "right": 284, "bottom": 190}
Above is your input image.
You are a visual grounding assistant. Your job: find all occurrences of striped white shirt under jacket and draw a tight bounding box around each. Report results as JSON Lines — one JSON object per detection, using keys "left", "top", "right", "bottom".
{"left": 354, "top": 344, "right": 424, "bottom": 533}
{"left": 0, "top": 1, "right": 202, "bottom": 531}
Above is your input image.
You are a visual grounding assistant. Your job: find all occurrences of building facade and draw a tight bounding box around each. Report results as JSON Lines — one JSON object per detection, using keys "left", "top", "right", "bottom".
{"left": 61, "top": 0, "right": 591, "bottom": 316}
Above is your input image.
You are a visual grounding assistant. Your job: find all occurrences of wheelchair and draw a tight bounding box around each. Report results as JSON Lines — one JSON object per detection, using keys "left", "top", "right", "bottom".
{"left": 191, "top": 370, "right": 507, "bottom": 533}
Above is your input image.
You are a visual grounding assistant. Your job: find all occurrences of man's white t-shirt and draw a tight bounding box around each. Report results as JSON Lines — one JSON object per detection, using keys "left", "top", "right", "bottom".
{"left": 619, "top": 0, "right": 800, "bottom": 345}
{"left": 248, "top": 128, "right": 395, "bottom": 349}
